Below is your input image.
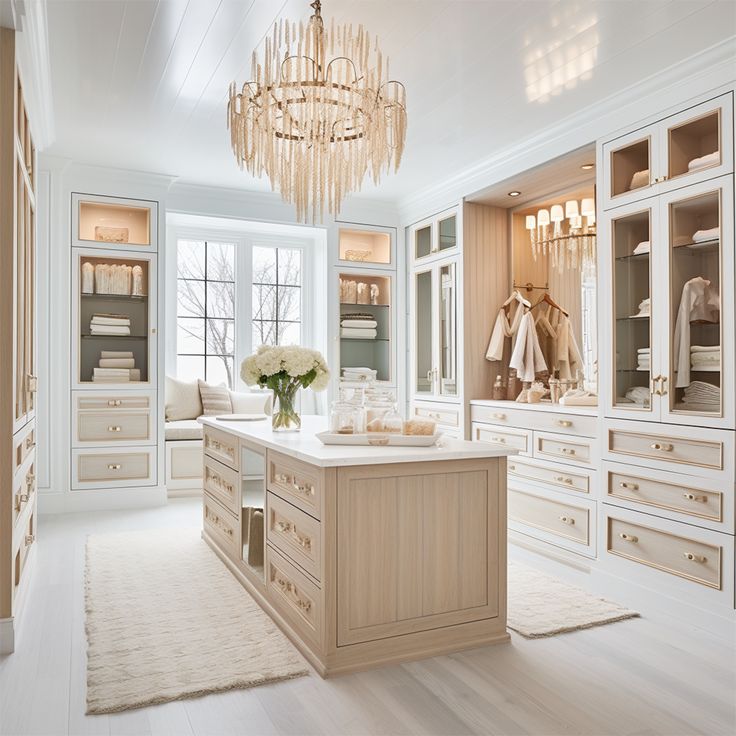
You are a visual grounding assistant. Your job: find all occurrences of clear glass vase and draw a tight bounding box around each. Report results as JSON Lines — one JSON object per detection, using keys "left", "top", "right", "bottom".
{"left": 272, "top": 383, "right": 301, "bottom": 432}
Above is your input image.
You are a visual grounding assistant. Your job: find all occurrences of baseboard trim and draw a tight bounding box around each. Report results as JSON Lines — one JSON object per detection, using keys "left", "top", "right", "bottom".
{"left": 0, "top": 617, "right": 15, "bottom": 654}
{"left": 38, "top": 485, "right": 168, "bottom": 514}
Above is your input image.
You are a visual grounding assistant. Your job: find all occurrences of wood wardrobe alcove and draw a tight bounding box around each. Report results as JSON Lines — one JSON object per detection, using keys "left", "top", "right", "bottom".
{"left": 0, "top": 27, "right": 38, "bottom": 654}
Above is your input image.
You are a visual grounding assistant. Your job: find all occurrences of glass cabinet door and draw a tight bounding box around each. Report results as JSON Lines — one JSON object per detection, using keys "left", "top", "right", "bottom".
{"left": 602, "top": 127, "right": 656, "bottom": 210}
{"left": 439, "top": 262, "right": 457, "bottom": 396}
{"left": 414, "top": 269, "right": 435, "bottom": 395}
{"left": 608, "top": 203, "right": 657, "bottom": 416}
{"left": 438, "top": 214, "right": 457, "bottom": 254}
{"left": 661, "top": 176, "right": 733, "bottom": 428}
{"left": 415, "top": 224, "right": 432, "bottom": 260}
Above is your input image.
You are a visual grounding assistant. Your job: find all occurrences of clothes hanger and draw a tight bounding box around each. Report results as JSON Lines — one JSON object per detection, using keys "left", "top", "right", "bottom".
{"left": 502, "top": 289, "right": 531, "bottom": 312}
{"left": 531, "top": 292, "right": 569, "bottom": 317}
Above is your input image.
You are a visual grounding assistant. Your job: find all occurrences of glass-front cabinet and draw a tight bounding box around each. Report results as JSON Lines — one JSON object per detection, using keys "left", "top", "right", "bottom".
{"left": 72, "top": 247, "right": 157, "bottom": 389}
{"left": 602, "top": 176, "right": 733, "bottom": 428}
{"left": 411, "top": 259, "right": 458, "bottom": 399}
{"left": 412, "top": 207, "right": 459, "bottom": 263}
{"left": 602, "top": 93, "right": 733, "bottom": 210}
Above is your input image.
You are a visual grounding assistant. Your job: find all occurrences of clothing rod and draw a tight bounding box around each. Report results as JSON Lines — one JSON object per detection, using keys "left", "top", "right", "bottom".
{"left": 513, "top": 281, "right": 549, "bottom": 293}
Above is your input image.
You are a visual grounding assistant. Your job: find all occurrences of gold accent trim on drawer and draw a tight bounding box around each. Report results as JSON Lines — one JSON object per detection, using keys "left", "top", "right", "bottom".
{"left": 607, "top": 471, "right": 723, "bottom": 523}
{"left": 607, "top": 429, "right": 723, "bottom": 470}
{"left": 267, "top": 492, "right": 321, "bottom": 581}
{"left": 203, "top": 427, "right": 239, "bottom": 470}
{"left": 607, "top": 517, "right": 722, "bottom": 590}
{"left": 267, "top": 546, "right": 321, "bottom": 638}
{"left": 268, "top": 454, "right": 322, "bottom": 519}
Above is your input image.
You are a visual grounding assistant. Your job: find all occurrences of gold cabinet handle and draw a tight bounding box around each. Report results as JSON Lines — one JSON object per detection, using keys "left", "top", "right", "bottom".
{"left": 683, "top": 492, "right": 706, "bottom": 503}
{"left": 15, "top": 492, "right": 29, "bottom": 511}
{"left": 26, "top": 473, "right": 35, "bottom": 489}
{"left": 650, "top": 442, "right": 673, "bottom": 452}
{"left": 490, "top": 436, "right": 506, "bottom": 444}
{"left": 107, "top": 463, "right": 122, "bottom": 470}
{"left": 508, "top": 464, "right": 517, "bottom": 471}
{"left": 620, "top": 482, "right": 639, "bottom": 491}
{"left": 25, "top": 534, "right": 35, "bottom": 546}
{"left": 493, "top": 413, "right": 506, "bottom": 420}
{"left": 619, "top": 532, "right": 638, "bottom": 542}
{"left": 658, "top": 376, "right": 668, "bottom": 396}
{"left": 683, "top": 552, "right": 706, "bottom": 563}
{"left": 275, "top": 472, "right": 292, "bottom": 485}
{"left": 555, "top": 476, "right": 574, "bottom": 485}
{"left": 560, "top": 447, "right": 576, "bottom": 455}
{"left": 25, "top": 437, "right": 36, "bottom": 449}
{"left": 275, "top": 520, "right": 293, "bottom": 533}
{"left": 558, "top": 516, "right": 575, "bottom": 525}
{"left": 556, "top": 420, "right": 572, "bottom": 428}
{"left": 26, "top": 374, "right": 38, "bottom": 393}
{"left": 107, "top": 426, "right": 122, "bottom": 432}
{"left": 107, "top": 399, "right": 122, "bottom": 407}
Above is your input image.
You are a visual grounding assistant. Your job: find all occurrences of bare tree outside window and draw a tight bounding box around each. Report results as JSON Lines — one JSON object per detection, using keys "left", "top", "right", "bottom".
{"left": 176, "top": 240, "right": 303, "bottom": 388}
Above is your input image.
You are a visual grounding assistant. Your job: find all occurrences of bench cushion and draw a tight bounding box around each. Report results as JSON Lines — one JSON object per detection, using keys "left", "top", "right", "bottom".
{"left": 165, "top": 419, "right": 203, "bottom": 441}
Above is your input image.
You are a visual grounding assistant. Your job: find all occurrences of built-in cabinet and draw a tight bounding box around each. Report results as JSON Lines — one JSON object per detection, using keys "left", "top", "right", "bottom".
{"left": 69, "top": 194, "right": 162, "bottom": 493}
{"left": 1, "top": 28, "right": 38, "bottom": 653}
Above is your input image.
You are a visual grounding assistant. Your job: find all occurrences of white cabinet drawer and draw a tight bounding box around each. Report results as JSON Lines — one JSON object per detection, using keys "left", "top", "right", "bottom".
{"left": 12, "top": 450, "right": 36, "bottom": 531}
{"left": 603, "top": 419, "right": 732, "bottom": 480}
{"left": 604, "top": 461, "right": 731, "bottom": 533}
{"left": 508, "top": 456, "right": 593, "bottom": 494}
{"left": 74, "top": 391, "right": 153, "bottom": 411}
{"left": 75, "top": 410, "right": 153, "bottom": 445}
{"left": 470, "top": 404, "right": 597, "bottom": 437}
{"left": 412, "top": 401, "right": 460, "bottom": 428}
{"left": 72, "top": 447, "right": 157, "bottom": 489}
{"left": 203, "top": 455, "right": 240, "bottom": 516}
{"left": 534, "top": 431, "right": 595, "bottom": 467}
{"left": 472, "top": 422, "right": 531, "bottom": 455}
{"left": 508, "top": 483, "right": 596, "bottom": 557}
{"left": 266, "top": 492, "right": 321, "bottom": 582}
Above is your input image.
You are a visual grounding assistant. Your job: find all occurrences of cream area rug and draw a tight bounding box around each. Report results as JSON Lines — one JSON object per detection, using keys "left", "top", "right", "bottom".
{"left": 85, "top": 528, "right": 308, "bottom": 714}
{"left": 508, "top": 561, "right": 639, "bottom": 638}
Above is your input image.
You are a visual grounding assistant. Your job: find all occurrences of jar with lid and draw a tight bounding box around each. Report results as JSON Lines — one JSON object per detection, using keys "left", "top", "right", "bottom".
{"left": 382, "top": 404, "right": 403, "bottom": 434}
{"left": 365, "top": 398, "right": 394, "bottom": 433}
{"left": 330, "top": 401, "right": 364, "bottom": 435}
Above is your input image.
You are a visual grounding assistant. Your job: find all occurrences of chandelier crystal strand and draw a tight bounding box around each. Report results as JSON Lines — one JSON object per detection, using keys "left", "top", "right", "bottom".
{"left": 229, "top": 0, "right": 406, "bottom": 222}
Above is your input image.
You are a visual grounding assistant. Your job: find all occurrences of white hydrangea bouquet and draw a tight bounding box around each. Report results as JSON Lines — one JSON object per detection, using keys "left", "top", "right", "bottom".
{"left": 241, "top": 345, "right": 330, "bottom": 431}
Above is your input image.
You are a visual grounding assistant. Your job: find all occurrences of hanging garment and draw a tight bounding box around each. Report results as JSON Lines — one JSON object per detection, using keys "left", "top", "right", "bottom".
{"left": 509, "top": 312, "right": 547, "bottom": 382}
{"left": 534, "top": 305, "right": 560, "bottom": 373}
{"left": 555, "top": 314, "right": 583, "bottom": 380}
{"left": 485, "top": 301, "right": 525, "bottom": 361}
{"left": 673, "top": 277, "right": 720, "bottom": 388}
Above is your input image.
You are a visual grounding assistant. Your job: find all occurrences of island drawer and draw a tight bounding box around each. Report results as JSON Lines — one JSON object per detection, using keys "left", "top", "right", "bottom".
{"left": 471, "top": 422, "right": 531, "bottom": 455}
{"left": 203, "top": 493, "right": 240, "bottom": 561}
{"left": 508, "top": 485, "right": 592, "bottom": 550}
{"left": 267, "top": 452, "right": 322, "bottom": 520}
{"left": 267, "top": 492, "right": 321, "bottom": 582}
{"left": 411, "top": 401, "right": 460, "bottom": 428}
{"left": 508, "top": 456, "right": 592, "bottom": 494}
{"left": 534, "top": 431, "right": 595, "bottom": 467}
{"left": 204, "top": 455, "right": 240, "bottom": 516}
{"left": 470, "top": 405, "right": 597, "bottom": 438}
{"left": 606, "top": 514, "right": 722, "bottom": 590}
{"left": 266, "top": 544, "right": 322, "bottom": 651}
{"left": 203, "top": 426, "right": 240, "bottom": 471}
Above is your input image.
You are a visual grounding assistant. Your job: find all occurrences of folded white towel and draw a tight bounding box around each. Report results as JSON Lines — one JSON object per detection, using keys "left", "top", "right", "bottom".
{"left": 630, "top": 169, "right": 650, "bottom": 190}
{"left": 633, "top": 241, "right": 650, "bottom": 255}
{"left": 692, "top": 227, "right": 719, "bottom": 243}
{"left": 90, "top": 325, "right": 131, "bottom": 335}
{"left": 91, "top": 316, "right": 131, "bottom": 326}
{"left": 637, "top": 347, "right": 650, "bottom": 354}
{"left": 93, "top": 367, "right": 130, "bottom": 376}
{"left": 342, "top": 366, "right": 376, "bottom": 374}
{"left": 691, "top": 345, "right": 721, "bottom": 353}
{"left": 341, "top": 319, "right": 377, "bottom": 329}
{"left": 99, "top": 358, "right": 135, "bottom": 368}
{"left": 341, "top": 327, "right": 377, "bottom": 339}
{"left": 100, "top": 350, "right": 134, "bottom": 359}
{"left": 687, "top": 151, "right": 719, "bottom": 171}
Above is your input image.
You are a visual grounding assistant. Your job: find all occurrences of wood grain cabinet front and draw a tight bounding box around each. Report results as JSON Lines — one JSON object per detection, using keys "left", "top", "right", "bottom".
{"left": 203, "top": 493, "right": 240, "bottom": 561}
{"left": 266, "top": 492, "right": 321, "bottom": 582}
{"left": 203, "top": 427, "right": 240, "bottom": 471}
{"left": 71, "top": 448, "right": 156, "bottom": 489}
{"left": 203, "top": 455, "right": 240, "bottom": 516}
{"left": 267, "top": 453, "right": 322, "bottom": 520}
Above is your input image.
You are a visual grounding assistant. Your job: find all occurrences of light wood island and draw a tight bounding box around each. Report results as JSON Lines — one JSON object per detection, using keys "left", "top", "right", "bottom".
{"left": 200, "top": 415, "right": 515, "bottom": 676}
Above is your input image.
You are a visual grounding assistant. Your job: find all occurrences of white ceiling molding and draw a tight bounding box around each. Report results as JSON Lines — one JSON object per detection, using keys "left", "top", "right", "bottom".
{"left": 397, "top": 37, "right": 736, "bottom": 225}
{"left": 13, "top": 0, "right": 55, "bottom": 149}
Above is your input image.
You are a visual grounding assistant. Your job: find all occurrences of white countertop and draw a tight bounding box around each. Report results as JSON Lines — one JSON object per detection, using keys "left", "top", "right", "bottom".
{"left": 470, "top": 399, "right": 598, "bottom": 417}
{"left": 200, "top": 415, "right": 516, "bottom": 468}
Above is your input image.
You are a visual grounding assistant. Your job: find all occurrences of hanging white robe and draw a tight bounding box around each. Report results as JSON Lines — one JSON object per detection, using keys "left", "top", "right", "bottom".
{"left": 485, "top": 302, "right": 525, "bottom": 361}
{"left": 509, "top": 312, "right": 548, "bottom": 382}
{"left": 555, "top": 315, "right": 584, "bottom": 380}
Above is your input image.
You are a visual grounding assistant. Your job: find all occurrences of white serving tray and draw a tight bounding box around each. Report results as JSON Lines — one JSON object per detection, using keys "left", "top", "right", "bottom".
{"left": 316, "top": 431, "right": 441, "bottom": 447}
{"left": 215, "top": 414, "right": 268, "bottom": 422}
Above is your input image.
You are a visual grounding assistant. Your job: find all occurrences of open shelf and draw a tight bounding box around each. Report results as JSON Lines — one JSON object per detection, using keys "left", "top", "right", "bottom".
{"left": 338, "top": 228, "right": 391, "bottom": 265}
{"left": 611, "top": 138, "right": 650, "bottom": 198}
{"left": 78, "top": 199, "right": 152, "bottom": 246}
{"left": 667, "top": 109, "right": 720, "bottom": 181}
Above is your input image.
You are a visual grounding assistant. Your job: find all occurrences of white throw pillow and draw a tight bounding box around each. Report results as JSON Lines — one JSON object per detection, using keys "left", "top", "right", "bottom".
{"left": 165, "top": 376, "right": 203, "bottom": 421}
{"left": 229, "top": 389, "right": 272, "bottom": 415}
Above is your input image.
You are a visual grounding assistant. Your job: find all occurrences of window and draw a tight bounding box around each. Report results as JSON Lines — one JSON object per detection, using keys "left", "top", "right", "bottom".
{"left": 252, "top": 246, "right": 302, "bottom": 346}
{"left": 176, "top": 240, "right": 235, "bottom": 386}
{"left": 175, "top": 238, "right": 304, "bottom": 388}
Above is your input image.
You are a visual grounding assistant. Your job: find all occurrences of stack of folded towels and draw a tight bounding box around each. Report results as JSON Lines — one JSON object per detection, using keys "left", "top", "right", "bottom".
{"left": 632, "top": 240, "right": 650, "bottom": 255}
{"left": 678, "top": 380, "right": 720, "bottom": 411}
{"left": 688, "top": 151, "right": 718, "bottom": 172}
{"left": 93, "top": 350, "right": 140, "bottom": 383}
{"left": 690, "top": 344, "right": 720, "bottom": 371}
{"left": 636, "top": 347, "right": 650, "bottom": 371}
{"left": 629, "top": 169, "right": 650, "bottom": 190}
{"left": 339, "top": 367, "right": 377, "bottom": 390}
{"left": 90, "top": 312, "right": 131, "bottom": 336}
{"left": 340, "top": 313, "right": 377, "bottom": 339}
{"left": 632, "top": 297, "right": 650, "bottom": 318}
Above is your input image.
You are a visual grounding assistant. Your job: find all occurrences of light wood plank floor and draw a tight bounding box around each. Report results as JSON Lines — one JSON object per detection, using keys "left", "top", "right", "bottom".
{"left": 1, "top": 499, "right": 734, "bottom": 736}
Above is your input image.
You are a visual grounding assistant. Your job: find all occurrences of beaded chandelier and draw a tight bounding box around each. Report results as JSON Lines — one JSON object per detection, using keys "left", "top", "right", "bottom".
{"left": 228, "top": 0, "right": 407, "bottom": 222}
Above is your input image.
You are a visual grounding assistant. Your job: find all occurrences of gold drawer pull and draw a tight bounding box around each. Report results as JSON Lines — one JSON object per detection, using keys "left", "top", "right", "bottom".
{"left": 27, "top": 374, "right": 38, "bottom": 393}
{"left": 683, "top": 552, "right": 706, "bottom": 563}
{"left": 560, "top": 447, "right": 576, "bottom": 455}
{"left": 25, "top": 437, "right": 36, "bottom": 449}
{"left": 619, "top": 532, "right": 638, "bottom": 542}
{"left": 429, "top": 412, "right": 441, "bottom": 420}
{"left": 107, "top": 426, "right": 122, "bottom": 432}
{"left": 683, "top": 493, "right": 706, "bottom": 503}
{"left": 650, "top": 442, "right": 673, "bottom": 452}
{"left": 558, "top": 516, "right": 575, "bottom": 525}
{"left": 107, "top": 399, "right": 122, "bottom": 407}
{"left": 490, "top": 436, "right": 506, "bottom": 444}
{"left": 275, "top": 472, "right": 292, "bottom": 485}
{"left": 296, "top": 533, "right": 312, "bottom": 551}
{"left": 493, "top": 413, "right": 506, "bottom": 420}
{"left": 276, "top": 520, "right": 293, "bottom": 533}
{"left": 555, "top": 476, "right": 574, "bottom": 485}
{"left": 107, "top": 463, "right": 122, "bottom": 470}
{"left": 620, "top": 482, "right": 639, "bottom": 491}
{"left": 508, "top": 464, "right": 517, "bottom": 471}
{"left": 15, "top": 492, "right": 29, "bottom": 511}
{"left": 556, "top": 420, "right": 572, "bottom": 428}
{"left": 26, "top": 473, "right": 35, "bottom": 488}
{"left": 25, "top": 534, "right": 35, "bottom": 546}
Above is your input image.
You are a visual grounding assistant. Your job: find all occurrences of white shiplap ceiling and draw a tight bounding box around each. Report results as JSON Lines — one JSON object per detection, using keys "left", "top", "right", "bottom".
{"left": 43, "top": 0, "right": 735, "bottom": 205}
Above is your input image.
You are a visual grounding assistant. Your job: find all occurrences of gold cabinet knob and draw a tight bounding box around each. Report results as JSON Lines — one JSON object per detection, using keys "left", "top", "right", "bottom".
{"left": 556, "top": 420, "right": 572, "bottom": 428}
{"left": 107, "top": 463, "right": 122, "bottom": 470}
{"left": 558, "top": 516, "right": 575, "bottom": 525}
{"left": 493, "top": 413, "right": 506, "bottom": 420}
{"left": 619, "top": 532, "right": 638, "bottom": 542}
{"left": 650, "top": 442, "right": 673, "bottom": 452}
{"left": 107, "top": 426, "right": 122, "bottom": 432}
{"left": 683, "top": 552, "right": 706, "bottom": 563}
{"left": 555, "top": 476, "right": 574, "bottom": 485}
{"left": 490, "top": 436, "right": 506, "bottom": 444}
{"left": 683, "top": 492, "right": 706, "bottom": 503}
{"left": 25, "top": 534, "right": 35, "bottom": 546}
{"left": 620, "top": 482, "right": 639, "bottom": 490}
{"left": 561, "top": 447, "right": 576, "bottom": 455}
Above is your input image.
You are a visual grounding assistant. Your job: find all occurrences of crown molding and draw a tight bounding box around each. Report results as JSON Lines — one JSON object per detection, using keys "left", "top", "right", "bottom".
{"left": 397, "top": 37, "right": 736, "bottom": 225}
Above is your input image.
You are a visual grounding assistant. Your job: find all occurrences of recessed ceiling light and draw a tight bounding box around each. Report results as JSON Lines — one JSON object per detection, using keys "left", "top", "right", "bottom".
{"left": 580, "top": 163, "right": 595, "bottom": 170}
{"left": 508, "top": 191, "right": 521, "bottom": 197}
